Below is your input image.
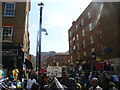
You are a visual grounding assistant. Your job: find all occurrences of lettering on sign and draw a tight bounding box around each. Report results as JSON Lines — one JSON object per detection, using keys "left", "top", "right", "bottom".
{"left": 2, "top": 50, "right": 18, "bottom": 56}
{"left": 47, "top": 66, "right": 62, "bottom": 77}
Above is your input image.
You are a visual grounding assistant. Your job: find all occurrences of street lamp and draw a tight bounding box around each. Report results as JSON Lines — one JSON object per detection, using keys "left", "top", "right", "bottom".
{"left": 37, "top": 2, "right": 44, "bottom": 82}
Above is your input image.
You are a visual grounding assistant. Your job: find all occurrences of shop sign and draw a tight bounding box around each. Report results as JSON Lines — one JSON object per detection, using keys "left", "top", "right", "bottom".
{"left": 2, "top": 50, "right": 18, "bottom": 56}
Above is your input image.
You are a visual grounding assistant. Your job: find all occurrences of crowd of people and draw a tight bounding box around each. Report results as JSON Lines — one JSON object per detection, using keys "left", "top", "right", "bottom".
{"left": 22, "top": 67, "right": 120, "bottom": 90}
{"left": 0, "top": 65, "right": 120, "bottom": 90}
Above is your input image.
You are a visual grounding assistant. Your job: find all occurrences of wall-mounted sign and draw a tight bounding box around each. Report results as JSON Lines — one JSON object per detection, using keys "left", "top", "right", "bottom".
{"left": 2, "top": 50, "right": 18, "bottom": 56}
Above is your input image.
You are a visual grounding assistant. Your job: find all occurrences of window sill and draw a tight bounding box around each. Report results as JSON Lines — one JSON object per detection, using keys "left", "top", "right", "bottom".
{"left": 3, "top": 15, "right": 15, "bottom": 17}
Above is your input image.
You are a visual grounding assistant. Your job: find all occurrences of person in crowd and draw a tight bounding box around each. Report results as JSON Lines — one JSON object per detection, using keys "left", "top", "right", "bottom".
{"left": 40, "top": 67, "right": 45, "bottom": 75}
{"left": 108, "top": 82, "right": 118, "bottom": 90}
{"left": 40, "top": 73, "right": 49, "bottom": 90}
{"left": 89, "top": 78, "right": 103, "bottom": 90}
{"left": 2, "top": 66, "right": 7, "bottom": 78}
{"left": 12, "top": 68, "right": 19, "bottom": 81}
{"left": 74, "top": 77, "right": 82, "bottom": 90}
{"left": 31, "top": 83, "right": 40, "bottom": 90}
{"left": 26, "top": 73, "right": 37, "bottom": 90}
{"left": 102, "top": 75, "right": 111, "bottom": 90}
{"left": 18, "top": 69, "right": 23, "bottom": 82}
{"left": 30, "top": 70, "right": 37, "bottom": 80}
{"left": 60, "top": 71, "right": 77, "bottom": 90}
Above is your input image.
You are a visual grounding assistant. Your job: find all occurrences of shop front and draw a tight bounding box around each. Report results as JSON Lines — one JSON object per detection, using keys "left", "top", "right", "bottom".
{"left": 2, "top": 44, "right": 24, "bottom": 70}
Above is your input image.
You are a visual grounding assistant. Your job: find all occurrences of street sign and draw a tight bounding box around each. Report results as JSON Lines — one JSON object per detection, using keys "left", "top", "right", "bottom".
{"left": 47, "top": 66, "right": 62, "bottom": 77}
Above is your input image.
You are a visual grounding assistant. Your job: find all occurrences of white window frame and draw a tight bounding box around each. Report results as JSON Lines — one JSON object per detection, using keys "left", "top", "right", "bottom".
{"left": 91, "top": 48, "right": 95, "bottom": 57}
{"left": 88, "top": 11, "right": 91, "bottom": 19}
{"left": 82, "top": 29, "right": 84, "bottom": 36}
{"left": 2, "top": 26, "right": 13, "bottom": 42}
{"left": 73, "top": 45, "right": 76, "bottom": 50}
{"left": 4, "top": 2, "right": 16, "bottom": 16}
{"left": 89, "top": 23, "right": 92, "bottom": 31}
{"left": 70, "top": 40, "right": 72, "bottom": 46}
{"left": 76, "top": 24, "right": 78, "bottom": 30}
{"left": 69, "top": 32, "right": 72, "bottom": 37}
{"left": 73, "top": 36, "right": 75, "bottom": 41}
{"left": 76, "top": 34, "right": 79, "bottom": 40}
{"left": 91, "top": 48, "right": 95, "bottom": 53}
{"left": 81, "top": 19, "right": 84, "bottom": 26}
{"left": 90, "top": 35, "right": 94, "bottom": 44}
{"left": 84, "top": 51, "right": 86, "bottom": 56}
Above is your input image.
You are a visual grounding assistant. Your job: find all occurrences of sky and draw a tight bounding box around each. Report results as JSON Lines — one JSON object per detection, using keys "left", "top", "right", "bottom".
{"left": 29, "top": 0, "right": 92, "bottom": 56}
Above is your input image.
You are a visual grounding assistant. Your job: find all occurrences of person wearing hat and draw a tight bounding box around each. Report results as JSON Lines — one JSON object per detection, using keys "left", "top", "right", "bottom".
{"left": 89, "top": 78, "right": 103, "bottom": 90}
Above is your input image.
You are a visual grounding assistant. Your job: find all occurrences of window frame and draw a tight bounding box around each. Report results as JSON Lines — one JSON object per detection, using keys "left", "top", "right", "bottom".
{"left": 90, "top": 35, "right": 94, "bottom": 44}
{"left": 2, "top": 26, "right": 13, "bottom": 42}
{"left": 89, "top": 23, "right": 92, "bottom": 31}
{"left": 76, "top": 34, "right": 79, "bottom": 40}
{"left": 84, "top": 51, "right": 86, "bottom": 57}
{"left": 82, "top": 29, "right": 85, "bottom": 36}
{"left": 88, "top": 11, "right": 91, "bottom": 19}
{"left": 81, "top": 19, "right": 84, "bottom": 26}
{"left": 76, "top": 24, "right": 78, "bottom": 30}
{"left": 4, "top": 2, "right": 16, "bottom": 17}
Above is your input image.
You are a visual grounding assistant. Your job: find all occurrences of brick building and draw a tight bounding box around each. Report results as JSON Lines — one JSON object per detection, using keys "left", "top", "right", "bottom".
{"left": 1, "top": 1, "right": 30, "bottom": 69}
{"left": 68, "top": 2, "right": 120, "bottom": 68}
{"left": 41, "top": 52, "right": 70, "bottom": 68}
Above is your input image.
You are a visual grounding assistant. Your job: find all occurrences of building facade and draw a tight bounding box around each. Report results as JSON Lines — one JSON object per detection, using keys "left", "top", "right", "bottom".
{"left": 1, "top": 1, "right": 30, "bottom": 70}
{"left": 41, "top": 52, "right": 70, "bottom": 68}
{"left": 68, "top": 2, "right": 120, "bottom": 68}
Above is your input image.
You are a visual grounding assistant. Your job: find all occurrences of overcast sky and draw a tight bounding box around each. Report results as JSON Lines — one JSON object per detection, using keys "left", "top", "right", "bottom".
{"left": 29, "top": 0, "right": 92, "bottom": 56}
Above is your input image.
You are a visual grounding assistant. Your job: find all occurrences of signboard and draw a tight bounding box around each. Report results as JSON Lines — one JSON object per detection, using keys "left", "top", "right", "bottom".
{"left": 47, "top": 66, "right": 62, "bottom": 77}
{"left": 2, "top": 50, "right": 18, "bottom": 56}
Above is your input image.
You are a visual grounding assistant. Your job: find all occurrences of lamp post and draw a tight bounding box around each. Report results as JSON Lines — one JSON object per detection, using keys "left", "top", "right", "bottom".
{"left": 37, "top": 2, "right": 44, "bottom": 81}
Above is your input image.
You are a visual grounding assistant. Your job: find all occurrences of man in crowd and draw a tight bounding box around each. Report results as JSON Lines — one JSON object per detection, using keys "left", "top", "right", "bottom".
{"left": 89, "top": 78, "right": 103, "bottom": 90}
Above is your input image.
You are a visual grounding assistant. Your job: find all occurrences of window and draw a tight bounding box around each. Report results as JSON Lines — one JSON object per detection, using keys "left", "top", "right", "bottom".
{"left": 73, "top": 36, "right": 75, "bottom": 41}
{"left": 90, "top": 35, "right": 94, "bottom": 44}
{"left": 83, "top": 40, "right": 85, "bottom": 48}
{"left": 82, "top": 29, "right": 84, "bottom": 36}
{"left": 91, "top": 48, "right": 95, "bottom": 57}
{"left": 70, "top": 48, "right": 72, "bottom": 54}
{"left": 84, "top": 51, "right": 86, "bottom": 56}
{"left": 2, "top": 26, "right": 13, "bottom": 41}
{"left": 4, "top": 2, "right": 15, "bottom": 16}
{"left": 76, "top": 34, "right": 79, "bottom": 40}
{"left": 89, "top": 23, "right": 92, "bottom": 31}
{"left": 88, "top": 11, "right": 91, "bottom": 19}
{"left": 76, "top": 24, "right": 78, "bottom": 30}
{"left": 73, "top": 50, "right": 75, "bottom": 54}
{"left": 73, "top": 45, "right": 75, "bottom": 50}
{"left": 91, "top": 48, "right": 95, "bottom": 53}
{"left": 70, "top": 40, "right": 72, "bottom": 46}
{"left": 81, "top": 19, "right": 84, "bottom": 26}
{"left": 69, "top": 32, "right": 72, "bottom": 37}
